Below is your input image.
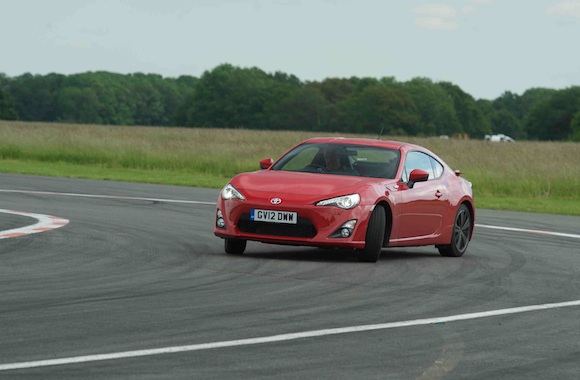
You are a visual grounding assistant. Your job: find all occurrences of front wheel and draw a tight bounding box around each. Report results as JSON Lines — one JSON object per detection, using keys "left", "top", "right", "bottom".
{"left": 438, "top": 204, "right": 471, "bottom": 257}
{"left": 357, "top": 205, "right": 386, "bottom": 262}
{"left": 225, "top": 238, "right": 246, "bottom": 255}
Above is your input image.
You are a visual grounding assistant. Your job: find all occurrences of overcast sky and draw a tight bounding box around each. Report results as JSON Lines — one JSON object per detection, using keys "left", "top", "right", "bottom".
{"left": 1, "top": 0, "right": 579, "bottom": 99}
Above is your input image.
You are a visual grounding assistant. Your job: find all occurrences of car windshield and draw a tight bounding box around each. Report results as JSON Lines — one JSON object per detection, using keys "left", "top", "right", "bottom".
{"left": 271, "top": 143, "right": 400, "bottom": 179}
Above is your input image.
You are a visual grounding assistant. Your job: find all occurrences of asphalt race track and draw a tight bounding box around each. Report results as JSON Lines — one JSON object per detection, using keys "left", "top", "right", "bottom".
{"left": 1, "top": 173, "right": 579, "bottom": 379}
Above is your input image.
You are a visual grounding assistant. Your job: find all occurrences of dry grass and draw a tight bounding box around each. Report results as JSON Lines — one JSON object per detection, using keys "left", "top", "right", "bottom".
{"left": 404, "top": 138, "right": 580, "bottom": 199}
{"left": 1, "top": 120, "right": 579, "bottom": 206}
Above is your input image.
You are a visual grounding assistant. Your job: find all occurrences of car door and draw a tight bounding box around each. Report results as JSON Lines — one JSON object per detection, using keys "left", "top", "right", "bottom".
{"left": 396, "top": 151, "right": 447, "bottom": 241}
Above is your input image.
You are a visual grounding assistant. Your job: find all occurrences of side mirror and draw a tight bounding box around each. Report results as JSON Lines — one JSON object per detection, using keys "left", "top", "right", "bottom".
{"left": 259, "top": 158, "right": 273, "bottom": 170}
{"left": 408, "top": 169, "right": 429, "bottom": 188}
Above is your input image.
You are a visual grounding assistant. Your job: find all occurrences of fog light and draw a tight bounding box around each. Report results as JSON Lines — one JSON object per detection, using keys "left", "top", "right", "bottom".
{"left": 341, "top": 228, "right": 351, "bottom": 238}
{"left": 216, "top": 209, "right": 226, "bottom": 228}
{"left": 329, "top": 220, "right": 358, "bottom": 238}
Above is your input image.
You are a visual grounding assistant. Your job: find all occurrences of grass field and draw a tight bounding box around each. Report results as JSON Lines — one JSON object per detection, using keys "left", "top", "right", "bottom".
{"left": 1, "top": 121, "right": 579, "bottom": 215}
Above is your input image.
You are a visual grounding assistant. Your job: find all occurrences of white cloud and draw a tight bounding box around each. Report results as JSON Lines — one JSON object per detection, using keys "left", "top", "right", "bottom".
{"left": 415, "top": 17, "right": 459, "bottom": 30}
{"left": 461, "top": 6, "right": 478, "bottom": 14}
{"left": 53, "top": 38, "right": 92, "bottom": 49}
{"left": 546, "top": 1, "right": 580, "bottom": 18}
{"left": 412, "top": 4, "right": 457, "bottom": 18}
{"left": 467, "top": 0, "right": 494, "bottom": 4}
{"left": 412, "top": 4, "right": 458, "bottom": 30}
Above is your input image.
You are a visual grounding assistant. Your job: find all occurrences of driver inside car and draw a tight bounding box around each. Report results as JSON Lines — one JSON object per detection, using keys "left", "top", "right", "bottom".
{"left": 323, "top": 147, "right": 358, "bottom": 175}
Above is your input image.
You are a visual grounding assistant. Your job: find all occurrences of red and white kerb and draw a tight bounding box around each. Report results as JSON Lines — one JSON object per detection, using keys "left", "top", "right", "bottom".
{"left": 0, "top": 209, "right": 69, "bottom": 239}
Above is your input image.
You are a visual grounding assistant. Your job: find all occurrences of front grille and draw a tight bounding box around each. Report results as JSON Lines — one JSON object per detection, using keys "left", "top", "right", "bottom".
{"left": 237, "top": 214, "right": 317, "bottom": 238}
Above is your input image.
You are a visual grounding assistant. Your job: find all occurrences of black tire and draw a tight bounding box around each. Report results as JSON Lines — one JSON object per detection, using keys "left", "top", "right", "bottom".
{"left": 438, "top": 204, "right": 471, "bottom": 257}
{"left": 357, "top": 205, "right": 386, "bottom": 262}
{"left": 225, "top": 238, "right": 246, "bottom": 255}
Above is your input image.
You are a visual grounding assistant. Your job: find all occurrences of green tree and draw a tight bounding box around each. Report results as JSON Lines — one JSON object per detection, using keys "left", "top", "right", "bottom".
{"left": 271, "top": 84, "right": 326, "bottom": 131}
{"left": 316, "top": 77, "right": 355, "bottom": 104}
{"left": 489, "top": 109, "right": 524, "bottom": 139}
{"left": 571, "top": 111, "right": 580, "bottom": 142}
{"left": 184, "top": 64, "right": 301, "bottom": 129}
{"left": 8, "top": 73, "right": 65, "bottom": 121}
{"left": 57, "top": 86, "right": 101, "bottom": 123}
{"left": 493, "top": 91, "right": 524, "bottom": 119}
{"left": 91, "top": 72, "right": 134, "bottom": 125}
{"left": 351, "top": 77, "right": 382, "bottom": 93}
{"left": 526, "top": 86, "right": 580, "bottom": 140}
{"left": 399, "top": 78, "right": 460, "bottom": 136}
{"left": 519, "top": 88, "right": 558, "bottom": 117}
{"left": 129, "top": 74, "right": 165, "bottom": 126}
{"left": 5, "top": 71, "right": 195, "bottom": 126}
{"left": 439, "top": 82, "right": 490, "bottom": 138}
{"left": 492, "top": 88, "right": 556, "bottom": 139}
{"left": 0, "top": 77, "right": 17, "bottom": 120}
{"left": 341, "top": 85, "right": 420, "bottom": 135}
{"left": 172, "top": 75, "right": 198, "bottom": 126}
{"left": 307, "top": 78, "right": 355, "bottom": 132}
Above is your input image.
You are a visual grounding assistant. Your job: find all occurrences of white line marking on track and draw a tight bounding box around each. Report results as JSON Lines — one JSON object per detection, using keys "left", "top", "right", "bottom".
{"left": 0, "top": 189, "right": 580, "bottom": 239}
{"left": 2, "top": 189, "right": 578, "bottom": 238}
{"left": 476, "top": 223, "right": 580, "bottom": 239}
{"left": 1, "top": 299, "right": 579, "bottom": 371}
{"left": 0, "top": 209, "right": 69, "bottom": 239}
{"left": 0, "top": 189, "right": 215, "bottom": 205}
{"left": 1, "top": 189, "right": 578, "bottom": 370}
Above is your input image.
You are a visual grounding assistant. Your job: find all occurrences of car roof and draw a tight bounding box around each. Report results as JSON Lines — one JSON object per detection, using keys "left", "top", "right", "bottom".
{"left": 302, "top": 137, "right": 414, "bottom": 151}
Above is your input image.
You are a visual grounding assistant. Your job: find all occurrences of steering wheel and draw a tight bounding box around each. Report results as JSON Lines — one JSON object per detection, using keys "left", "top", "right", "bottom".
{"left": 304, "top": 164, "right": 328, "bottom": 173}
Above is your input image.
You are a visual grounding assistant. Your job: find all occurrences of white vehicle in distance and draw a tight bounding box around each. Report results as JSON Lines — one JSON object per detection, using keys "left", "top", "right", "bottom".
{"left": 484, "top": 134, "right": 515, "bottom": 142}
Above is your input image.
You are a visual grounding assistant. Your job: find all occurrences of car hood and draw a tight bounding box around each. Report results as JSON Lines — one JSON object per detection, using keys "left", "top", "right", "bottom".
{"left": 230, "top": 170, "right": 387, "bottom": 204}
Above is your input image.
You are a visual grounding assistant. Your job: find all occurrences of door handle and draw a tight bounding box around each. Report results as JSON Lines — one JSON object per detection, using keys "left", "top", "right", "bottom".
{"left": 435, "top": 190, "right": 442, "bottom": 198}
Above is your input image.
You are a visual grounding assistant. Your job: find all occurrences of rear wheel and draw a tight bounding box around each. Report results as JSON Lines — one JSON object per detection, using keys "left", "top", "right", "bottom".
{"left": 225, "top": 238, "right": 246, "bottom": 255}
{"left": 438, "top": 204, "right": 471, "bottom": 257}
{"left": 357, "top": 205, "right": 386, "bottom": 262}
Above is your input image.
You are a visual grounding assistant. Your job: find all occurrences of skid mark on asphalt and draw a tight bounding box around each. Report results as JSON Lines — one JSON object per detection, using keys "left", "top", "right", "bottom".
{"left": 0, "top": 209, "right": 69, "bottom": 239}
{"left": 1, "top": 189, "right": 579, "bottom": 371}
{"left": 0, "top": 300, "right": 579, "bottom": 371}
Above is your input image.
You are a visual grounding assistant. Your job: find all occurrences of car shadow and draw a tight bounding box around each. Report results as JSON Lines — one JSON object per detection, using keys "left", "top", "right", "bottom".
{"left": 241, "top": 245, "right": 440, "bottom": 263}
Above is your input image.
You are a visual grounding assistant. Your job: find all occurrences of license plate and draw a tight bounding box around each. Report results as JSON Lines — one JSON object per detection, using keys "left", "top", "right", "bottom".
{"left": 250, "top": 209, "right": 297, "bottom": 224}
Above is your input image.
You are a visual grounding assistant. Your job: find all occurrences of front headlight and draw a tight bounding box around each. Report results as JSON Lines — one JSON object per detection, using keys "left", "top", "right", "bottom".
{"left": 316, "top": 194, "right": 360, "bottom": 209}
{"left": 221, "top": 184, "right": 246, "bottom": 200}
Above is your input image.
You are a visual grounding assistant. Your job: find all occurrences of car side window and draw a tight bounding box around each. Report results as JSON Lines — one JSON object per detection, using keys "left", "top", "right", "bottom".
{"left": 402, "top": 151, "right": 435, "bottom": 182}
{"left": 430, "top": 157, "right": 444, "bottom": 179}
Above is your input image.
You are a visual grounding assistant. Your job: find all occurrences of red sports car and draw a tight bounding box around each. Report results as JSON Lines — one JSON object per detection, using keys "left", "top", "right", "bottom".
{"left": 214, "top": 137, "right": 474, "bottom": 262}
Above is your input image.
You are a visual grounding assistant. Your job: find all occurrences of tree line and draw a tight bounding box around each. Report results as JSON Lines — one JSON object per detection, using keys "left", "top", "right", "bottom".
{"left": 1, "top": 64, "right": 579, "bottom": 141}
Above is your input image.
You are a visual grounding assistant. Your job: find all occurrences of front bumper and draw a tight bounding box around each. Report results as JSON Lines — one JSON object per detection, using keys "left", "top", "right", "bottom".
{"left": 213, "top": 198, "right": 374, "bottom": 249}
